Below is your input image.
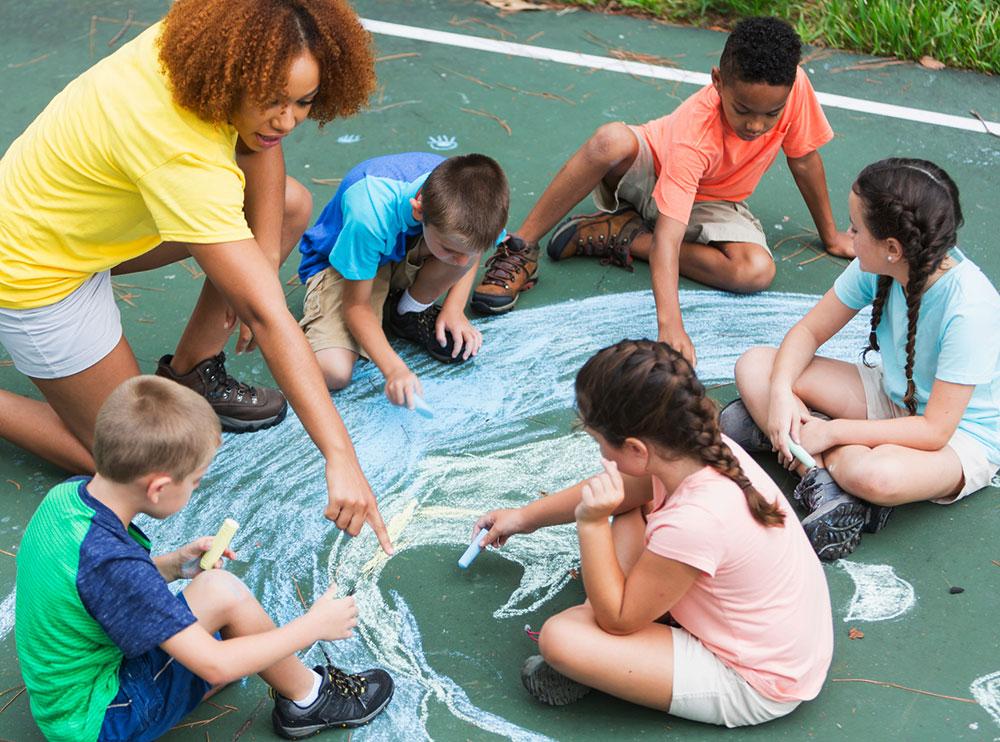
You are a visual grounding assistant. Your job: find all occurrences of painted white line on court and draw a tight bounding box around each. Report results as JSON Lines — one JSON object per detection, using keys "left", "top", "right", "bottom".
{"left": 362, "top": 18, "right": 1000, "bottom": 136}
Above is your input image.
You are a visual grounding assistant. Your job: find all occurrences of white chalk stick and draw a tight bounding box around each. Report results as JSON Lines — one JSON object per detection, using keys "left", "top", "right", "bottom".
{"left": 412, "top": 394, "right": 434, "bottom": 419}
{"left": 458, "top": 528, "right": 485, "bottom": 569}
{"left": 787, "top": 440, "right": 817, "bottom": 470}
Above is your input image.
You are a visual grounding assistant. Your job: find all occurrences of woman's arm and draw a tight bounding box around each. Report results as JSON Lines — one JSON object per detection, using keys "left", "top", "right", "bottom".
{"left": 236, "top": 140, "right": 286, "bottom": 270}
{"left": 188, "top": 239, "right": 392, "bottom": 554}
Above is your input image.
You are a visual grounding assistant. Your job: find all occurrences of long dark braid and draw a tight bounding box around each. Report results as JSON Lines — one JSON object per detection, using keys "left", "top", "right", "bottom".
{"left": 576, "top": 339, "right": 784, "bottom": 527}
{"left": 852, "top": 158, "right": 963, "bottom": 415}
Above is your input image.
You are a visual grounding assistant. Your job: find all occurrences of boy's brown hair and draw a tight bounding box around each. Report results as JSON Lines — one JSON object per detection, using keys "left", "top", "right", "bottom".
{"left": 93, "top": 376, "right": 221, "bottom": 484}
{"left": 420, "top": 154, "right": 509, "bottom": 252}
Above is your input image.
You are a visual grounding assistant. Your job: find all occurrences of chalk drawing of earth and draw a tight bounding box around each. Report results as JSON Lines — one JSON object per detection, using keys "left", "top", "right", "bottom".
{"left": 131, "top": 288, "right": 873, "bottom": 740}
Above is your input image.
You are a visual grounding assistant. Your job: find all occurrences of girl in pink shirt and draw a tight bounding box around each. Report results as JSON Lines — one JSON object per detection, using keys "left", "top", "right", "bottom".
{"left": 475, "top": 339, "right": 833, "bottom": 727}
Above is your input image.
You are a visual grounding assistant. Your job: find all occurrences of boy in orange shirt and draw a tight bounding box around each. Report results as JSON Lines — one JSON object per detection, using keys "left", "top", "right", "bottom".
{"left": 471, "top": 17, "right": 853, "bottom": 365}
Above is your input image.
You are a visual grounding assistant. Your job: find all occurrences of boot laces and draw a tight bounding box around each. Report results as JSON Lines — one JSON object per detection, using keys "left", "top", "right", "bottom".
{"left": 327, "top": 666, "right": 368, "bottom": 698}
{"left": 482, "top": 241, "right": 533, "bottom": 287}
{"left": 204, "top": 355, "right": 256, "bottom": 403}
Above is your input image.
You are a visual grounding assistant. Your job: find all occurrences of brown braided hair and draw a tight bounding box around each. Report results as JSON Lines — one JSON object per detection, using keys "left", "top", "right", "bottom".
{"left": 158, "top": 0, "right": 375, "bottom": 126}
{"left": 855, "top": 158, "right": 963, "bottom": 415}
{"left": 576, "top": 339, "right": 784, "bottom": 527}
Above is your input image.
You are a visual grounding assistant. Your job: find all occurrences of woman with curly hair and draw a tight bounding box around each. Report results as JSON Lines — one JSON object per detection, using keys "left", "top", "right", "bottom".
{"left": 472, "top": 340, "right": 832, "bottom": 727}
{"left": 0, "top": 0, "right": 392, "bottom": 551}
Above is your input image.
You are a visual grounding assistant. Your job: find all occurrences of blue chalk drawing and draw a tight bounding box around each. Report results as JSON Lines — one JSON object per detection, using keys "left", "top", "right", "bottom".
{"left": 337, "top": 134, "right": 362, "bottom": 144}
{"left": 428, "top": 135, "right": 458, "bottom": 151}
{"left": 129, "top": 288, "right": 873, "bottom": 738}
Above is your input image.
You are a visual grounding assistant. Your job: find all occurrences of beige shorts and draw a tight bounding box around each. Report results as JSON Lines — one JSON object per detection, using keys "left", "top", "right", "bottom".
{"left": 669, "top": 627, "right": 800, "bottom": 727}
{"left": 593, "top": 125, "right": 770, "bottom": 254}
{"left": 299, "top": 244, "right": 423, "bottom": 359}
{"left": 856, "top": 362, "right": 999, "bottom": 503}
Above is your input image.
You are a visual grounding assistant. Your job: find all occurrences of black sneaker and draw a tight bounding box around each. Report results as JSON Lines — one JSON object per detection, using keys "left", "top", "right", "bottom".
{"left": 796, "top": 469, "right": 868, "bottom": 561}
{"left": 271, "top": 665, "right": 394, "bottom": 739}
{"left": 521, "top": 655, "right": 590, "bottom": 706}
{"left": 718, "top": 399, "right": 771, "bottom": 453}
{"left": 155, "top": 352, "right": 287, "bottom": 433}
{"left": 863, "top": 504, "right": 894, "bottom": 534}
{"left": 384, "top": 290, "right": 465, "bottom": 364}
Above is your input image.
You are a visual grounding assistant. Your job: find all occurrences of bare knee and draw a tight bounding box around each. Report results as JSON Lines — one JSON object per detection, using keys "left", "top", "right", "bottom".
{"left": 734, "top": 345, "right": 777, "bottom": 395}
{"left": 584, "top": 122, "right": 638, "bottom": 169}
{"left": 186, "top": 569, "right": 253, "bottom": 628}
{"left": 831, "top": 454, "right": 903, "bottom": 505}
{"left": 538, "top": 605, "right": 592, "bottom": 670}
{"left": 315, "top": 350, "right": 356, "bottom": 391}
{"left": 729, "top": 248, "right": 775, "bottom": 293}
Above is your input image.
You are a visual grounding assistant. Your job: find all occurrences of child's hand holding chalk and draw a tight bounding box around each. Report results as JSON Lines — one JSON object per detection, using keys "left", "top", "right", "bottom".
{"left": 458, "top": 528, "right": 487, "bottom": 569}
{"left": 786, "top": 439, "right": 817, "bottom": 470}
{"left": 471, "top": 508, "right": 528, "bottom": 550}
{"left": 411, "top": 393, "right": 434, "bottom": 419}
{"left": 177, "top": 518, "right": 239, "bottom": 579}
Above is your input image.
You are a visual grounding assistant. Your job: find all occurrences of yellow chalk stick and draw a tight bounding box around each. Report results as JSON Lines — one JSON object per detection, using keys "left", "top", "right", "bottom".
{"left": 200, "top": 518, "right": 239, "bottom": 570}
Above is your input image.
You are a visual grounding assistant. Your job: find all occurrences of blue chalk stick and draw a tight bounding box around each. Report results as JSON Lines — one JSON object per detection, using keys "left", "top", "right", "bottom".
{"left": 412, "top": 394, "right": 434, "bottom": 419}
{"left": 458, "top": 528, "right": 486, "bottom": 569}
{"left": 786, "top": 440, "right": 817, "bottom": 470}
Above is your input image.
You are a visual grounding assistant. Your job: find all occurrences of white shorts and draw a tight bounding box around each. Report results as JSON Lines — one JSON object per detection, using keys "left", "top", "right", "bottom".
{"left": 856, "top": 362, "right": 998, "bottom": 503}
{"left": 669, "top": 627, "right": 801, "bottom": 728}
{"left": 0, "top": 271, "right": 122, "bottom": 379}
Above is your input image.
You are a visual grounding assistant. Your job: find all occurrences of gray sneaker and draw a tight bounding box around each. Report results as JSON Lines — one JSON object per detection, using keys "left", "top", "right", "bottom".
{"left": 797, "top": 469, "right": 868, "bottom": 561}
{"left": 718, "top": 399, "right": 771, "bottom": 453}
{"left": 521, "top": 655, "right": 590, "bottom": 706}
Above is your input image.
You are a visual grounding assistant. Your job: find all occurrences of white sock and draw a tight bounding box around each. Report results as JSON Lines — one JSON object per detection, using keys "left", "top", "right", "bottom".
{"left": 396, "top": 288, "right": 433, "bottom": 315}
{"left": 292, "top": 669, "right": 323, "bottom": 708}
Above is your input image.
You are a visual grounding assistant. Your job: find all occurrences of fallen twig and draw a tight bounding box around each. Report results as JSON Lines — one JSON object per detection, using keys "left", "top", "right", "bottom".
{"left": 0, "top": 686, "right": 25, "bottom": 715}
{"left": 460, "top": 107, "right": 512, "bottom": 135}
{"left": 231, "top": 697, "right": 267, "bottom": 741}
{"left": 375, "top": 52, "right": 420, "bottom": 63}
{"left": 107, "top": 9, "right": 135, "bottom": 47}
{"left": 831, "top": 58, "right": 907, "bottom": 73}
{"left": 181, "top": 259, "right": 205, "bottom": 279}
{"left": 448, "top": 16, "right": 516, "bottom": 39}
{"left": 310, "top": 178, "right": 342, "bottom": 187}
{"left": 368, "top": 99, "right": 419, "bottom": 113}
{"left": 436, "top": 65, "right": 493, "bottom": 89}
{"left": 291, "top": 576, "right": 308, "bottom": 610}
{"left": 5, "top": 479, "right": 21, "bottom": 491}
{"left": 495, "top": 82, "right": 574, "bottom": 104}
{"left": 7, "top": 53, "right": 51, "bottom": 69}
{"left": 171, "top": 701, "right": 238, "bottom": 730}
{"left": 798, "top": 253, "right": 826, "bottom": 267}
{"left": 969, "top": 110, "right": 1000, "bottom": 139}
{"left": 0, "top": 549, "right": 15, "bottom": 558}
{"left": 831, "top": 677, "right": 975, "bottom": 704}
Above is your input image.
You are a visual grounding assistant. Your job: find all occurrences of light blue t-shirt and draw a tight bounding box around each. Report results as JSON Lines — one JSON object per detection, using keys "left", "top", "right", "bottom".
{"left": 834, "top": 249, "right": 1000, "bottom": 464}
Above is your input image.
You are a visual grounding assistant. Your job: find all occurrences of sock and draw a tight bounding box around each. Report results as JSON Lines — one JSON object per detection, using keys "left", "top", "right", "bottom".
{"left": 292, "top": 669, "right": 323, "bottom": 708}
{"left": 397, "top": 288, "right": 433, "bottom": 315}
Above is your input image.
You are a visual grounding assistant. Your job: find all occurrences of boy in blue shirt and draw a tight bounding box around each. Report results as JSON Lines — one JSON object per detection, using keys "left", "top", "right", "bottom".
{"left": 15, "top": 375, "right": 394, "bottom": 741}
{"left": 298, "top": 152, "right": 509, "bottom": 409}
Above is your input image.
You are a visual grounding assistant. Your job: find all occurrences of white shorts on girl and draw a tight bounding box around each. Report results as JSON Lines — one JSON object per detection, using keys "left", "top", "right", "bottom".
{"left": 856, "top": 362, "right": 998, "bottom": 503}
{"left": 669, "top": 627, "right": 801, "bottom": 727}
{"left": 0, "top": 271, "right": 122, "bottom": 379}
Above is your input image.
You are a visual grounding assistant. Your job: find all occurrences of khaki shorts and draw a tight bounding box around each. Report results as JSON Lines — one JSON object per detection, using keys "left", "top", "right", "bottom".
{"left": 593, "top": 125, "right": 770, "bottom": 254}
{"left": 299, "top": 244, "right": 423, "bottom": 359}
{"left": 856, "top": 362, "right": 999, "bottom": 503}
{"left": 669, "top": 627, "right": 800, "bottom": 727}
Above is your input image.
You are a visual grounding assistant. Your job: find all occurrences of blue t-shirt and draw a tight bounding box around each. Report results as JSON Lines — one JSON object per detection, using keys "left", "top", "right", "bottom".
{"left": 834, "top": 249, "right": 1000, "bottom": 464}
{"left": 298, "top": 152, "right": 445, "bottom": 283}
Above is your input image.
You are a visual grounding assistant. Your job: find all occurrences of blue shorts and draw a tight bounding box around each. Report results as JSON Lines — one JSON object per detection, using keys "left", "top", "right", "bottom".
{"left": 98, "top": 596, "right": 217, "bottom": 742}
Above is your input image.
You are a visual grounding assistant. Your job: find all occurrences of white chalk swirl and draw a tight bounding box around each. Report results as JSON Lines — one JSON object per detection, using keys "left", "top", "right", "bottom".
{"left": 837, "top": 560, "right": 916, "bottom": 622}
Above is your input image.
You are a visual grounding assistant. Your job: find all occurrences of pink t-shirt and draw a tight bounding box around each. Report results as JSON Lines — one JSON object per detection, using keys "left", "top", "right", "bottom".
{"left": 636, "top": 66, "right": 834, "bottom": 224}
{"left": 644, "top": 437, "right": 833, "bottom": 702}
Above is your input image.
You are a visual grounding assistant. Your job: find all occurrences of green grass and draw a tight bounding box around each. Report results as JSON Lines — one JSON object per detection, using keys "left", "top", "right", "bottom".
{"left": 566, "top": 0, "right": 1000, "bottom": 74}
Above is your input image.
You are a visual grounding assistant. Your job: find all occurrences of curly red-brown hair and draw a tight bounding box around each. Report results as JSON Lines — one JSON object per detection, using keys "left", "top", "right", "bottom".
{"left": 158, "top": 0, "right": 375, "bottom": 125}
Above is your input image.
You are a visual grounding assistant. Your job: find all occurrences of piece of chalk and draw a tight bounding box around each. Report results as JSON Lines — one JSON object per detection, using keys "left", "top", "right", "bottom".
{"left": 200, "top": 518, "right": 239, "bottom": 571}
{"left": 458, "top": 528, "right": 485, "bottom": 569}
{"left": 412, "top": 393, "right": 434, "bottom": 419}
{"left": 786, "top": 440, "right": 817, "bottom": 470}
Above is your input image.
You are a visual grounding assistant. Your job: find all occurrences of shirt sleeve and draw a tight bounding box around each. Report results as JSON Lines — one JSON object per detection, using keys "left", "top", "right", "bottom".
{"left": 78, "top": 553, "right": 196, "bottom": 658}
{"left": 781, "top": 70, "right": 835, "bottom": 159}
{"left": 833, "top": 258, "right": 877, "bottom": 310}
{"left": 137, "top": 153, "right": 253, "bottom": 245}
{"left": 935, "top": 297, "right": 1000, "bottom": 386}
{"left": 645, "top": 500, "right": 726, "bottom": 577}
{"left": 327, "top": 185, "right": 396, "bottom": 281}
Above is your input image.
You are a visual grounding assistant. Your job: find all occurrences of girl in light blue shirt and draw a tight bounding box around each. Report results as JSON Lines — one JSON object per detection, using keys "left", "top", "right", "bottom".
{"left": 723, "top": 157, "right": 999, "bottom": 561}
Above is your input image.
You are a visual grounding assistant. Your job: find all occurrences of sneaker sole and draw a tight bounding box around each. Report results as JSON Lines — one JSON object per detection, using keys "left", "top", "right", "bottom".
{"left": 801, "top": 498, "right": 867, "bottom": 561}
{"left": 863, "top": 506, "right": 893, "bottom": 534}
{"left": 470, "top": 275, "right": 539, "bottom": 316}
{"left": 272, "top": 686, "right": 395, "bottom": 740}
{"left": 218, "top": 402, "right": 288, "bottom": 434}
{"left": 521, "top": 655, "right": 590, "bottom": 706}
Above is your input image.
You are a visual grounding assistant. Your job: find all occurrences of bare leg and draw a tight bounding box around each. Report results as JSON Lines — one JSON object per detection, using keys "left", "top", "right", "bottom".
{"left": 183, "top": 569, "right": 315, "bottom": 700}
{"left": 517, "top": 123, "right": 639, "bottom": 244}
{"left": 630, "top": 240, "right": 775, "bottom": 294}
{"left": 824, "top": 443, "right": 963, "bottom": 505}
{"left": 407, "top": 255, "right": 475, "bottom": 305}
{"left": 313, "top": 347, "right": 359, "bottom": 391}
{"left": 539, "top": 603, "right": 675, "bottom": 710}
{"left": 0, "top": 389, "right": 94, "bottom": 472}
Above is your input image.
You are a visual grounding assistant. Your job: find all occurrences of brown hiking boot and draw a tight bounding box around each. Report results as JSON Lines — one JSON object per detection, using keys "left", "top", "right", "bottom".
{"left": 155, "top": 352, "right": 288, "bottom": 433}
{"left": 546, "top": 208, "right": 649, "bottom": 271}
{"left": 470, "top": 235, "right": 540, "bottom": 316}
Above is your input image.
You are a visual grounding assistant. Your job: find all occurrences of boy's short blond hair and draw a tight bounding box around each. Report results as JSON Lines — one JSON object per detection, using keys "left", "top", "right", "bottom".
{"left": 421, "top": 153, "right": 509, "bottom": 252}
{"left": 93, "top": 375, "right": 221, "bottom": 484}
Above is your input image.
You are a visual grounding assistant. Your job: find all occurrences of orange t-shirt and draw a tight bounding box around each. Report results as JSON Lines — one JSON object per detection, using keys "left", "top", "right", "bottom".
{"left": 637, "top": 67, "right": 833, "bottom": 224}
{"left": 644, "top": 437, "right": 833, "bottom": 703}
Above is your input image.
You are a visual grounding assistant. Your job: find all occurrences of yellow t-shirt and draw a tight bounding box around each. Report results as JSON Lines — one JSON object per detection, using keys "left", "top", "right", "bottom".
{"left": 0, "top": 21, "right": 253, "bottom": 309}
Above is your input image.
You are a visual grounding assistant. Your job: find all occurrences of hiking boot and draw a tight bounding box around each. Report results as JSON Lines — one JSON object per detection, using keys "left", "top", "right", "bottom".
{"left": 521, "top": 655, "right": 590, "bottom": 707}
{"left": 797, "top": 469, "right": 868, "bottom": 561}
{"left": 155, "top": 353, "right": 287, "bottom": 433}
{"left": 546, "top": 208, "right": 649, "bottom": 271}
{"left": 863, "top": 504, "right": 894, "bottom": 534}
{"left": 384, "top": 290, "right": 464, "bottom": 364}
{"left": 272, "top": 665, "right": 394, "bottom": 739}
{"left": 470, "top": 235, "right": 540, "bottom": 315}
{"left": 719, "top": 399, "right": 771, "bottom": 454}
